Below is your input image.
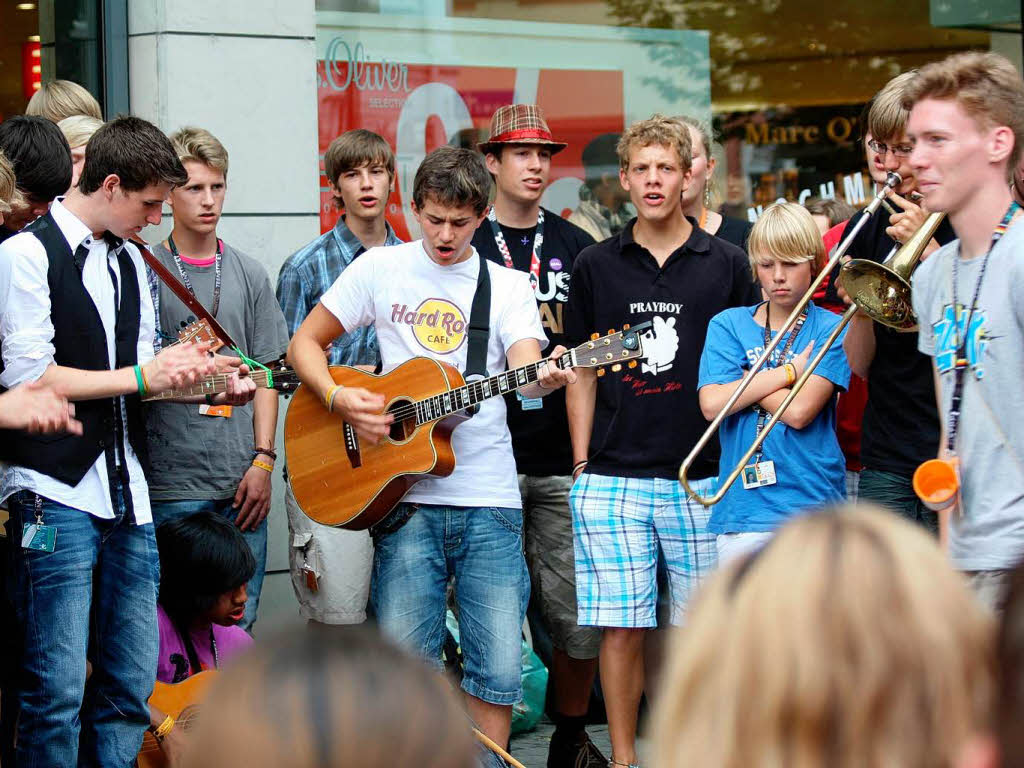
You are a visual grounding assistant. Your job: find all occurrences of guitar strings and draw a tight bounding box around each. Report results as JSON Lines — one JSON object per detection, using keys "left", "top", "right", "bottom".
{"left": 384, "top": 356, "right": 569, "bottom": 425}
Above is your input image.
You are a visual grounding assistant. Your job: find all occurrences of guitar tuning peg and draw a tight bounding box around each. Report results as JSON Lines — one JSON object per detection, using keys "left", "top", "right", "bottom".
{"left": 590, "top": 333, "right": 600, "bottom": 340}
{"left": 596, "top": 368, "right": 606, "bottom": 377}
{"left": 628, "top": 360, "right": 637, "bottom": 369}
{"left": 179, "top": 320, "right": 187, "bottom": 329}
{"left": 611, "top": 364, "right": 622, "bottom": 372}
{"left": 623, "top": 323, "right": 630, "bottom": 330}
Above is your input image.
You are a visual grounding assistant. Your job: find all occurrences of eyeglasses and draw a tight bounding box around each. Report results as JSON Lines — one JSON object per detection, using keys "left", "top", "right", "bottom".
{"left": 867, "top": 139, "right": 914, "bottom": 159}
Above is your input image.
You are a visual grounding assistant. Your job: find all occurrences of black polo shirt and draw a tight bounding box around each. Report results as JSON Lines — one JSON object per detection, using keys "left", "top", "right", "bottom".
{"left": 566, "top": 217, "right": 760, "bottom": 480}
{"left": 473, "top": 209, "right": 595, "bottom": 476}
{"left": 824, "top": 204, "right": 955, "bottom": 476}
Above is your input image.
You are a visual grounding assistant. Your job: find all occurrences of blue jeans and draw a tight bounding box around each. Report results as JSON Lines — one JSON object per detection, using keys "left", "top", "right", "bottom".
{"left": 150, "top": 498, "right": 266, "bottom": 631}
{"left": 859, "top": 468, "right": 939, "bottom": 536}
{"left": 7, "top": 487, "right": 160, "bottom": 768}
{"left": 371, "top": 504, "right": 529, "bottom": 705}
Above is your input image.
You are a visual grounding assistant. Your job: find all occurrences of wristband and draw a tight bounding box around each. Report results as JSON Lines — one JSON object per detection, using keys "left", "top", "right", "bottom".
{"left": 134, "top": 365, "right": 147, "bottom": 397}
{"left": 153, "top": 714, "right": 175, "bottom": 741}
{"left": 572, "top": 460, "right": 588, "bottom": 475}
{"left": 325, "top": 384, "right": 343, "bottom": 412}
{"left": 205, "top": 393, "right": 216, "bottom": 406}
{"left": 254, "top": 447, "right": 277, "bottom": 461}
{"left": 252, "top": 459, "right": 274, "bottom": 473}
{"left": 784, "top": 363, "right": 796, "bottom": 387}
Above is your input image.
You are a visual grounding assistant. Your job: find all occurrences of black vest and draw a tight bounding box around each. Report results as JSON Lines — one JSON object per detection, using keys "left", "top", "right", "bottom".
{"left": 3, "top": 213, "right": 149, "bottom": 487}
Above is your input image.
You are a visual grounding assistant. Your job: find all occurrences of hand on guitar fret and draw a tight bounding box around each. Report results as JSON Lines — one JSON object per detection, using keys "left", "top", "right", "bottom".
{"left": 143, "top": 341, "right": 218, "bottom": 395}
{"left": 537, "top": 345, "right": 577, "bottom": 391}
{"left": 217, "top": 367, "right": 258, "bottom": 406}
{"left": 331, "top": 387, "right": 393, "bottom": 444}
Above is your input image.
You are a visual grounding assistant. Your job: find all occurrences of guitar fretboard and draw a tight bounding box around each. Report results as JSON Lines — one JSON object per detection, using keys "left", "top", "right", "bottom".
{"left": 410, "top": 354, "right": 573, "bottom": 425}
{"left": 144, "top": 368, "right": 297, "bottom": 401}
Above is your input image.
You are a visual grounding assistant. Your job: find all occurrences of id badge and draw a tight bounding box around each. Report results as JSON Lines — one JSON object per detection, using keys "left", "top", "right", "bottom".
{"left": 741, "top": 460, "right": 777, "bottom": 490}
{"left": 516, "top": 391, "right": 543, "bottom": 412}
{"left": 21, "top": 523, "right": 56, "bottom": 553}
{"left": 199, "top": 404, "right": 233, "bottom": 418}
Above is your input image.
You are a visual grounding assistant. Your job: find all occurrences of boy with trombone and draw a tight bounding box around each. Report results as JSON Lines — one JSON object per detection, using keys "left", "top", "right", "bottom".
{"left": 906, "top": 52, "right": 1024, "bottom": 609}
{"left": 833, "top": 72, "right": 957, "bottom": 534}
{"left": 697, "top": 202, "right": 850, "bottom": 563}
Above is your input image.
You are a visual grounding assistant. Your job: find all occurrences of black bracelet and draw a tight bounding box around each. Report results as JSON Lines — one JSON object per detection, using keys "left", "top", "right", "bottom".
{"left": 573, "top": 460, "right": 588, "bottom": 474}
{"left": 205, "top": 394, "right": 215, "bottom": 405}
{"left": 254, "top": 447, "right": 277, "bottom": 461}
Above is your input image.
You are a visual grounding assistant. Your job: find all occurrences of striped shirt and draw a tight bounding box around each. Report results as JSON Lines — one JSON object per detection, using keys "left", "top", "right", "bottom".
{"left": 276, "top": 217, "right": 402, "bottom": 366}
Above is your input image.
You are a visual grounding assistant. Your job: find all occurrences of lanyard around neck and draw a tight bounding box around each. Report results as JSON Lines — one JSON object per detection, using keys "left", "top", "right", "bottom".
{"left": 167, "top": 234, "right": 223, "bottom": 317}
{"left": 488, "top": 207, "right": 544, "bottom": 287}
{"left": 945, "top": 201, "right": 1019, "bottom": 452}
{"left": 752, "top": 301, "right": 808, "bottom": 463}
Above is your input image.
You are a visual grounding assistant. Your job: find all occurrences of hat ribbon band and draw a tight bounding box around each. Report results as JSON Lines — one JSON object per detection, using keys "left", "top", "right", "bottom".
{"left": 488, "top": 128, "right": 558, "bottom": 143}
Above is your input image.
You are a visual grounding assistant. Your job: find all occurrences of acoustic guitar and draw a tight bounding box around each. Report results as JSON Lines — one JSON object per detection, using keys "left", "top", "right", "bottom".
{"left": 285, "top": 323, "right": 651, "bottom": 530}
{"left": 137, "top": 671, "right": 217, "bottom": 768}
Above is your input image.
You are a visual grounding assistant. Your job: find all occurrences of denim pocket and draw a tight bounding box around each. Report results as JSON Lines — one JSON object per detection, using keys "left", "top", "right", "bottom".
{"left": 487, "top": 506, "right": 523, "bottom": 536}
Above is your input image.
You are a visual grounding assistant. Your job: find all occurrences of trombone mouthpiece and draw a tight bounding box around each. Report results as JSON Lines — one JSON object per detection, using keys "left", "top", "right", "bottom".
{"left": 885, "top": 171, "right": 902, "bottom": 189}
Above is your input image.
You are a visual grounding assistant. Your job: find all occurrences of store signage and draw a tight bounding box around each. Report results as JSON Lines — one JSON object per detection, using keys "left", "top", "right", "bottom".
{"left": 323, "top": 37, "right": 411, "bottom": 94}
{"left": 744, "top": 116, "right": 855, "bottom": 145}
{"left": 318, "top": 35, "right": 624, "bottom": 241}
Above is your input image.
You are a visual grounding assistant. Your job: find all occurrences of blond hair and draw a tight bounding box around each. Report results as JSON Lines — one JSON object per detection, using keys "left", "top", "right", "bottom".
{"left": 903, "top": 51, "right": 1024, "bottom": 177}
{"left": 748, "top": 201, "right": 826, "bottom": 274}
{"left": 617, "top": 115, "right": 692, "bottom": 173}
{"left": 652, "top": 505, "right": 994, "bottom": 768}
{"left": 0, "top": 150, "right": 14, "bottom": 216}
{"left": 168, "top": 126, "right": 229, "bottom": 177}
{"left": 868, "top": 70, "right": 917, "bottom": 143}
{"left": 57, "top": 115, "right": 103, "bottom": 150}
{"left": 25, "top": 79, "right": 102, "bottom": 122}
{"left": 183, "top": 627, "right": 475, "bottom": 768}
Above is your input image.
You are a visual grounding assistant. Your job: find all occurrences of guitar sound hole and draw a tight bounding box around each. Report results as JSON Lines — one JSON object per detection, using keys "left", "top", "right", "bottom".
{"left": 386, "top": 399, "right": 416, "bottom": 442}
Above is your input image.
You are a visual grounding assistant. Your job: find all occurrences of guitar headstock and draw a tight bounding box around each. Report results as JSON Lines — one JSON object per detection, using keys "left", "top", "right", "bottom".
{"left": 571, "top": 321, "right": 652, "bottom": 375}
{"left": 178, "top": 319, "right": 224, "bottom": 352}
{"left": 263, "top": 358, "right": 302, "bottom": 396}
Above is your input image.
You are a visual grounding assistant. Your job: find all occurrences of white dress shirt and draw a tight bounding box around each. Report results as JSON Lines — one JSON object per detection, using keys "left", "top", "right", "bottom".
{"left": 0, "top": 199, "right": 156, "bottom": 523}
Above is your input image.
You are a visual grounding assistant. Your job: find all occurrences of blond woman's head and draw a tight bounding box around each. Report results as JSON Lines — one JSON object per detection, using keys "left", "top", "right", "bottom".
{"left": 653, "top": 505, "right": 994, "bottom": 768}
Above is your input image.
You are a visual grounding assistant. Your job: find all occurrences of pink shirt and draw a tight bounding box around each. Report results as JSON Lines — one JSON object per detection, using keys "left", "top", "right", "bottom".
{"left": 156, "top": 604, "right": 253, "bottom": 683}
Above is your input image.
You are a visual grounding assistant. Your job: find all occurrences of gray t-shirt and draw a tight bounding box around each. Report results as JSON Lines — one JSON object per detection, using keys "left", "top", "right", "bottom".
{"left": 912, "top": 217, "right": 1024, "bottom": 570}
{"left": 145, "top": 241, "right": 290, "bottom": 501}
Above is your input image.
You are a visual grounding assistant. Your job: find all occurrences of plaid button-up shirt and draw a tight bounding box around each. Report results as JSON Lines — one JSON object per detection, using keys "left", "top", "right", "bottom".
{"left": 276, "top": 217, "right": 402, "bottom": 366}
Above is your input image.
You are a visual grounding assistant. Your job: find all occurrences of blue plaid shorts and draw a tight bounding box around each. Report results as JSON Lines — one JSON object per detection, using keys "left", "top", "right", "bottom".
{"left": 569, "top": 473, "right": 717, "bottom": 628}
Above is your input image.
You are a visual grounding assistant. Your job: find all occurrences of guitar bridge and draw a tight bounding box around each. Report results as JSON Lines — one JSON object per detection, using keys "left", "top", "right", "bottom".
{"left": 343, "top": 422, "right": 362, "bottom": 468}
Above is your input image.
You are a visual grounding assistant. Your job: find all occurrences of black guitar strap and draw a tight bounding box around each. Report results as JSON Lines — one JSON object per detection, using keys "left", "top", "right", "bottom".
{"left": 464, "top": 253, "right": 491, "bottom": 379}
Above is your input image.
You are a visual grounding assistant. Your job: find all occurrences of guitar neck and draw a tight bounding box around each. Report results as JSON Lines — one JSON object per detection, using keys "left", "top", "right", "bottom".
{"left": 412, "top": 353, "right": 573, "bottom": 425}
{"left": 144, "top": 368, "right": 280, "bottom": 402}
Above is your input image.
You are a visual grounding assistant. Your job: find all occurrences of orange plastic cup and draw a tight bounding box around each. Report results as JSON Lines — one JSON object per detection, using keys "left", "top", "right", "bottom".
{"left": 913, "top": 458, "right": 959, "bottom": 512}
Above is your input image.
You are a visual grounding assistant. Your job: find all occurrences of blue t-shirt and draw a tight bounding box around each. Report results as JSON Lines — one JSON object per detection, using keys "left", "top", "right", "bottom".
{"left": 697, "top": 303, "right": 851, "bottom": 534}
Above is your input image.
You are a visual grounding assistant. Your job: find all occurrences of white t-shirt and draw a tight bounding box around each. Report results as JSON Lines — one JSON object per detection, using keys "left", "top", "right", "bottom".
{"left": 319, "top": 240, "right": 547, "bottom": 508}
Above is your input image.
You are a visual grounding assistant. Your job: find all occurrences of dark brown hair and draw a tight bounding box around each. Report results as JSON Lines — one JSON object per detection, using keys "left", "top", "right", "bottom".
{"left": 77, "top": 115, "right": 187, "bottom": 195}
{"left": 412, "top": 147, "right": 490, "bottom": 215}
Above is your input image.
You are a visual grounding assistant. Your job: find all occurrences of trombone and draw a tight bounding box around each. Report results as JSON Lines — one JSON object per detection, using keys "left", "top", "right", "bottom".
{"left": 678, "top": 172, "right": 944, "bottom": 507}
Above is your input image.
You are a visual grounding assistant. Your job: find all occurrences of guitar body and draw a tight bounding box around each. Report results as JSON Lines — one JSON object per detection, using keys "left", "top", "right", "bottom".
{"left": 284, "top": 358, "right": 469, "bottom": 529}
{"left": 137, "top": 671, "right": 216, "bottom": 768}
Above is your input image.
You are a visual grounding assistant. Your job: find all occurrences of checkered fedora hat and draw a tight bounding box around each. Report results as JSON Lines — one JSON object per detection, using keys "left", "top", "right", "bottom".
{"left": 478, "top": 104, "right": 567, "bottom": 155}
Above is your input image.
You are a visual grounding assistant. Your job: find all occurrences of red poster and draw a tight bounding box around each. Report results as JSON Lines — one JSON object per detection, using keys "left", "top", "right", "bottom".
{"left": 317, "top": 50, "right": 624, "bottom": 239}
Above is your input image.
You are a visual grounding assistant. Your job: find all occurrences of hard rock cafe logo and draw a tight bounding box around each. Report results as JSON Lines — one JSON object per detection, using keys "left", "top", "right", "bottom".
{"left": 391, "top": 299, "right": 467, "bottom": 355}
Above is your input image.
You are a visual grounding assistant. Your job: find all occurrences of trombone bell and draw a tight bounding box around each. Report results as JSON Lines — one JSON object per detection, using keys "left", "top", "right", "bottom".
{"left": 839, "top": 260, "right": 915, "bottom": 330}
{"left": 839, "top": 211, "right": 946, "bottom": 332}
